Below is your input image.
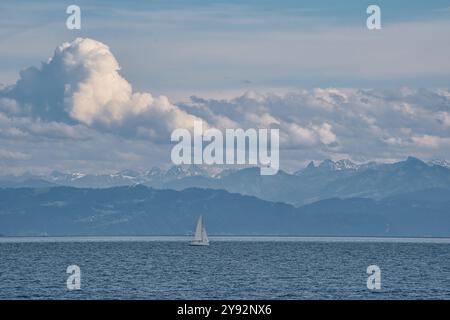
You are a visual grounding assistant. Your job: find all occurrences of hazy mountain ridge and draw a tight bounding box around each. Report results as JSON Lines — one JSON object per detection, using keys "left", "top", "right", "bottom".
{"left": 1, "top": 157, "right": 450, "bottom": 206}
{"left": 0, "top": 185, "right": 449, "bottom": 237}
{"left": 163, "top": 157, "right": 450, "bottom": 206}
{"left": 0, "top": 164, "right": 222, "bottom": 188}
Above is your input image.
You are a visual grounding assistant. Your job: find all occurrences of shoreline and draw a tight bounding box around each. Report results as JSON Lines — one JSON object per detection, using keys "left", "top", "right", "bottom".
{"left": 2, "top": 235, "right": 450, "bottom": 243}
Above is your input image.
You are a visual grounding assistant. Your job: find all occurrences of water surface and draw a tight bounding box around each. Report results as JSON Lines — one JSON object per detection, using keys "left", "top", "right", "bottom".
{"left": 1, "top": 237, "right": 449, "bottom": 299}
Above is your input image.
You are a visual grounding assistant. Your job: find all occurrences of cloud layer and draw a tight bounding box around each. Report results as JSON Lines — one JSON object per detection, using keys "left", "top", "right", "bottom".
{"left": 0, "top": 37, "right": 449, "bottom": 174}
{"left": 179, "top": 87, "right": 450, "bottom": 161}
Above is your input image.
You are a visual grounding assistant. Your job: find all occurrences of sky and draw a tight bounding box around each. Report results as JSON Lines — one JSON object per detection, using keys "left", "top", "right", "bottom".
{"left": 0, "top": 0, "right": 450, "bottom": 174}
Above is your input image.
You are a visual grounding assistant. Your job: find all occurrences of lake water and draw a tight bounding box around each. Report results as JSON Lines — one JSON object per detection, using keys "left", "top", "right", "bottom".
{"left": 1, "top": 236, "right": 450, "bottom": 299}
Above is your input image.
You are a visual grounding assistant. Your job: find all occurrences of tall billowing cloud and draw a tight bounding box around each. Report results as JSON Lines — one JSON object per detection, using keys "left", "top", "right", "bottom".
{"left": 0, "top": 38, "right": 201, "bottom": 140}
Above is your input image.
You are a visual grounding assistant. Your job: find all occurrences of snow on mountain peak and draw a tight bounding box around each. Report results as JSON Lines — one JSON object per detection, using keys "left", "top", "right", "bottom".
{"left": 428, "top": 159, "right": 450, "bottom": 169}
{"left": 317, "top": 159, "right": 358, "bottom": 171}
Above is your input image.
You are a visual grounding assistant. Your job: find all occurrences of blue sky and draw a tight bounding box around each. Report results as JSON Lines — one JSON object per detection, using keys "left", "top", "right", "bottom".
{"left": 0, "top": 1, "right": 450, "bottom": 174}
{"left": 1, "top": 0, "right": 450, "bottom": 99}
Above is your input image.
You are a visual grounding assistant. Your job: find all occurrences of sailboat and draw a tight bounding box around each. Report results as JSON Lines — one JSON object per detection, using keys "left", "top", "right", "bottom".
{"left": 190, "top": 215, "right": 209, "bottom": 246}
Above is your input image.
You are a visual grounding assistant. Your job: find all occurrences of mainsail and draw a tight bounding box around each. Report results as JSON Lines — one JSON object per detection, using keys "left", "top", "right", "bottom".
{"left": 191, "top": 215, "right": 209, "bottom": 246}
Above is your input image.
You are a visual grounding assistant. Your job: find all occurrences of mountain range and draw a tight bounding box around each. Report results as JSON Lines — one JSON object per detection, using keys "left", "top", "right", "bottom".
{"left": 0, "top": 165, "right": 220, "bottom": 188}
{"left": 2, "top": 157, "right": 448, "bottom": 206}
{"left": 1, "top": 157, "right": 449, "bottom": 237}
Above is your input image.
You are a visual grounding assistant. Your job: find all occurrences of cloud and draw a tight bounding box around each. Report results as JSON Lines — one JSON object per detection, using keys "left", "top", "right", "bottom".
{"left": 315, "top": 123, "right": 336, "bottom": 145}
{"left": 179, "top": 87, "right": 450, "bottom": 162}
{"left": 0, "top": 149, "right": 29, "bottom": 161}
{"left": 0, "top": 37, "right": 450, "bottom": 174}
{"left": 437, "top": 112, "right": 450, "bottom": 127}
{"left": 282, "top": 123, "right": 317, "bottom": 147}
{"left": 0, "top": 112, "right": 95, "bottom": 141}
{"left": 0, "top": 37, "right": 202, "bottom": 141}
{"left": 411, "top": 135, "right": 450, "bottom": 149}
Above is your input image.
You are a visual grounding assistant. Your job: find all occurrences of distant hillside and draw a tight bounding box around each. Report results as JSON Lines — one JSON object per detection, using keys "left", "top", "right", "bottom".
{"left": 0, "top": 185, "right": 449, "bottom": 237}
{"left": 0, "top": 179, "right": 57, "bottom": 188}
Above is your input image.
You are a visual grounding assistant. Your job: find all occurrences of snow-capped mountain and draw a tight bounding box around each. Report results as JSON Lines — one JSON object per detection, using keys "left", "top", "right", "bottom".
{"left": 295, "top": 159, "right": 379, "bottom": 174}
{"left": 428, "top": 159, "right": 450, "bottom": 169}
{"left": 0, "top": 165, "right": 218, "bottom": 188}
{"left": 165, "top": 164, "right": 208, "bottom": 180}
{"left": 48, "top": 171, "right": 87, "bottom": 182}
{"left": 1, "top": 158, "right": 450, "bottom": 206}
{"left": 144, "top": 167, "right": 164, "bottom": 179}
{"left": 163, "top": 156, "right": 450, "bottom": 206}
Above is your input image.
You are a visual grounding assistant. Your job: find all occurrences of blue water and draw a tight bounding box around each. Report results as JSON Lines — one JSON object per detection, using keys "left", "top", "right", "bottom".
{"left": 1, "top": 237, "right": 450, "bottom": 299}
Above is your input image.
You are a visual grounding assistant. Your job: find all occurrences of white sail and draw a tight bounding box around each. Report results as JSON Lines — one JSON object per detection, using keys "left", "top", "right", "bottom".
{"left": 191, "top": 215, "right": 209, "bottom": 246}
{"left": 202, "top": 226, "right": 208, "bottom": 243}
{"left": 193, "top": 215, "right": 203, "bottom": 241}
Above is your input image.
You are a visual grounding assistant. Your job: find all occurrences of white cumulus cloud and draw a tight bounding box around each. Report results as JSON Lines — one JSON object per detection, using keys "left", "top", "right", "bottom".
{"left": 0, "top": 37, "right": 202, "bottom": 141}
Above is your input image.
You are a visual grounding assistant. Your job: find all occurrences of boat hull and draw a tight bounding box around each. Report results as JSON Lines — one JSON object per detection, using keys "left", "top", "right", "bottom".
{"left": 189, "top": 241, "right": 209, "bottom": 246}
